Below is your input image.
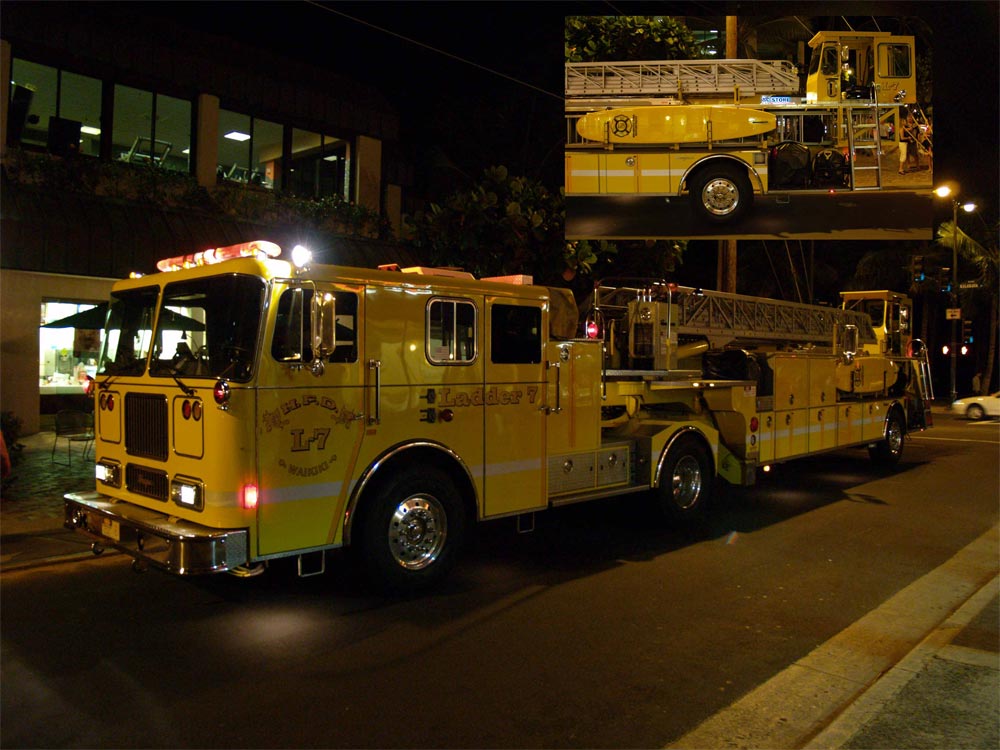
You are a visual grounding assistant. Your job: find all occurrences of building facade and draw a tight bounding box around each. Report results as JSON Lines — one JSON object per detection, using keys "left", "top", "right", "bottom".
{"left": 1, "top": 2, "right": 410, "bottom": 434}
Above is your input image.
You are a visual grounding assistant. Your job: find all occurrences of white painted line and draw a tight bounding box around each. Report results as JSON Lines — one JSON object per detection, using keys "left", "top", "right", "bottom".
{"left": 666, "top": 525, "right": 1000, "bottom": 750}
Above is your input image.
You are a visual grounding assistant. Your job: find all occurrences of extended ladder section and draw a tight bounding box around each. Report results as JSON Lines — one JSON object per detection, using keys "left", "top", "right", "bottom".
{"left": 595, "top": 282, "right": 877, "bottom": 349}
{"left": 565, "top": 59, "right": 800, "bottom": 105}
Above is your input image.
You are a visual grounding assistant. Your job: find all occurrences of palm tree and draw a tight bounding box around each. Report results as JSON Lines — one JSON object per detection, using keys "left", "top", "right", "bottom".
{"left": 936, "top": 221, "right": 999, "bottom": 394}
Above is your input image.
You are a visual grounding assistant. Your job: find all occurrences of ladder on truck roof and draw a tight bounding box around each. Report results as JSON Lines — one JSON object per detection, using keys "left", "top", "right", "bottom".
{"left": 565, "top": 59, "right": 800, "bottom": 102}
{"left": 595, "top": 282, "right": 878, "bottom": 348}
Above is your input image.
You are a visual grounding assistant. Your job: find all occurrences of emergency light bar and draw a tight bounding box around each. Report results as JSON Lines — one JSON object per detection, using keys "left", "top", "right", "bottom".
{"left": 156, "top": 240, "right": 282, "bottom": 272}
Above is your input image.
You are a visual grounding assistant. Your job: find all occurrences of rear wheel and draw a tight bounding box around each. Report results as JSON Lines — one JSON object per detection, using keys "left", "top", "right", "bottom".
{"left": 868, "top": 409, "right": 905, "bottom": 467}
{"left": 657, "top": 434, "right": 714, "bottom": 521}
{"left": 689, "top": 164, "right": 753, "bottom": 224}
{"left": 967, "top": 404, "right": 986, "bottom": 421}
{"left": 356, "top": 466, "right": 466, "bottom": 592}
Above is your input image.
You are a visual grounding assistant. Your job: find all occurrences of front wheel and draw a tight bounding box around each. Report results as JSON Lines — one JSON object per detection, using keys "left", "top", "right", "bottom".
{"left": 656, "top": 434, "right": 714, "bottom": 521}
{"left": 966, "top": 404, "right": 986, "bottom": 421}
{"left": 355, "top": 466, "right": 467, "bottom": 592}
{"left": 868, "top": 409, "right": 905, "bottom": 467}
{"left": 689, "top": 164, "right": 753, "bottom": 224}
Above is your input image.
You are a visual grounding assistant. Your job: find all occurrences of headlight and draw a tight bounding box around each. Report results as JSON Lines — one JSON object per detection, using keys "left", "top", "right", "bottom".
{"left": 170, "top": 476, "right": 204, "bottom": 511}
{"left": 95, "top": 460, "right": 121, "bottom": 488}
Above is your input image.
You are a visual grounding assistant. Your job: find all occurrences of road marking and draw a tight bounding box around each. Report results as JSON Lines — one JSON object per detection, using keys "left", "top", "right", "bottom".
{"left": 666, "top": 524, "right": 1000, "bottom": 750}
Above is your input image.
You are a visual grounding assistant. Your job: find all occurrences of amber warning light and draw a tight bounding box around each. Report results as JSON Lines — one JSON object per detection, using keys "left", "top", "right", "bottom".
{"left": 156, "top": 240, "right": 281, "bottom": 272}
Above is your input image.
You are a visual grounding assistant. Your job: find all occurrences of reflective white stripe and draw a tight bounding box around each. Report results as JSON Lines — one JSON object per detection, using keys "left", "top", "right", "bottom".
{"left": 570, "top": 170, "right": 600, "bottom": 177}
{"left": 484, "top": 458, "right": 542, "bottom": 477}
{"left": 260, "top": 481, "right": 345, "bottom": 504}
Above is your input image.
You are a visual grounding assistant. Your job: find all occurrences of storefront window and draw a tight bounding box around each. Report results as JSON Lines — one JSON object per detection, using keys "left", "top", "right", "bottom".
{"left": 218, "top": 110, "right": 283, "bottom": 189}
{"left": 9, "top": 59, "right": 56, "bottom": 149}
{"left": 39, "top": 301, "right": 104, "bottom": 395}
{"left": 113, "top": 85, "right": 191, "bottom": 171}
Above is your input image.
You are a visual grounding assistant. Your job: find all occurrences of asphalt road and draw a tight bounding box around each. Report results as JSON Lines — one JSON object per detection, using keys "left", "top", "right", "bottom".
{"left": 565, "top": 190, "right": 933, "bottom": 240}
{"left": 2, "top": 414, "right": 997, "bottom": 748}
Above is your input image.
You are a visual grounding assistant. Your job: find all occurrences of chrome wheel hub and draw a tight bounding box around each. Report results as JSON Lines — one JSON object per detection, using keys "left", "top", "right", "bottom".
{"left": 672, "top": 455, "right": 703, "bottom": 510}
{"left": 388, "top": 495, "right": 447, "bottom": 570}
{"left": 702, "top": 179, "right": 739, "bottom": 215}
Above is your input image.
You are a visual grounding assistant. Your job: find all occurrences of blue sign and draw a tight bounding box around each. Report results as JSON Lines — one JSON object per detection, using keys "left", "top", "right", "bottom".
{"left": 761, "top": 96, "right": 793, "bottom": 104}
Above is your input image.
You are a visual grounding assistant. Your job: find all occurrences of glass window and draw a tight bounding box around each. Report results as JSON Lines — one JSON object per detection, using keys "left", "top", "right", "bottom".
{"left": 99, "top": 286, "right": 159, "bottom": 376}
{"left": 821, "top": 46, "right": 839, "bottom": 76}
{"left": 878, "top": 44, "right": 911, "bottom": 78}
{"left": 218, "top": 108, "right": 252, "bottom": 181}
{"left": 491, "top": 304, "right": 542, "bottom": 364}
{"left": 9, "top": 59, "right": 57, "bottom": 148}
{"left": 154, "top": 94, "right": 191, "bottom": 172}
{"left": 427, "top": 298, "right": 477, "bottom": 364}
{"left": 271, "top": 287, "right": 358, "bottom": 364}
{"left": 59, "top": 71, "right": 102, "bottom": 157}
{"left": 288, "top": 128, "right": 348, "bottom": 199}
{"left": 39, "top": 301, "right": 105, "bottom": 387}
{"left": 149, "top": 275, "right": 265, "bottom": 382}
{"left": 252, "top": 118, "right": 283, "bottom": 189}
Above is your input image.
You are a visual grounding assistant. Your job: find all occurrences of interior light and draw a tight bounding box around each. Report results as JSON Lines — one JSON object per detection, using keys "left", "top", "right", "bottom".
{"left": 322, "top": 155, "right": 339, "bottom": 161}
{"left": 181, "top": 148, "right": 190, "bottom": 155}
{"left": 224, "top": 131, "right": 251, "bottom": 142}
{"left": 80, "top": 126, "right": 101, "bottom": 136}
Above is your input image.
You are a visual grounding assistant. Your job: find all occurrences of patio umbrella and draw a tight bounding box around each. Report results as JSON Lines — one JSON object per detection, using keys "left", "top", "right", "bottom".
{"left": 42, "top": 303, "right": 205, "bottom": 331}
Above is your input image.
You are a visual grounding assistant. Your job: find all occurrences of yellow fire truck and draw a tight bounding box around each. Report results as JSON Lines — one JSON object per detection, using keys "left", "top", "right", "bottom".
{"left": 565, "top": 31, "right": 930, "bottom": 223}
{"left": 65, "top": 240, "right": 934, "bottom": 591}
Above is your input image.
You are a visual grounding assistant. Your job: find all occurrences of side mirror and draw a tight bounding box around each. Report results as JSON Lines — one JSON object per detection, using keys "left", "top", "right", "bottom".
{"left": 310, "top": 291, "right": 336, "bottom": 368}
{"left": 842, "top": 324, "right": 859, "bottom": 363}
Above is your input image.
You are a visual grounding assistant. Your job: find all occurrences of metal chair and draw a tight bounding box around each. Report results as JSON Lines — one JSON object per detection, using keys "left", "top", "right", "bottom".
{"left": 51, "top": 409, "right": 94, "bottom": 466}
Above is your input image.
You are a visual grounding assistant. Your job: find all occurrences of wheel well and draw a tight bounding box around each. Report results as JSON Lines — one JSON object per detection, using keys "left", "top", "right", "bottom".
{"left": 683, "top": 156, "right": 762, "bottom": 195}
{"left": 344, "top": 443, "right": 478, "bottom": 546}
{"left": 654, "top": 427, "right": 716, "bottom": 489}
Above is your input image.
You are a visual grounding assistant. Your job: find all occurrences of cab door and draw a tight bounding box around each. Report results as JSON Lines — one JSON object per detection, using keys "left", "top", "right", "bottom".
{"left": 807, "top": 42, "right": 842, "bottom": 103}
{"left": 256, "top": 282, "right": 367, "bottom": 555}
{"left": 482, "top": 298, "right": 547, "bottom": 517}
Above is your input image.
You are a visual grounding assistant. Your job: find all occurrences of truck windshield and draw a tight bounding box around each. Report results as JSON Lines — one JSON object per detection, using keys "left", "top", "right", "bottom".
{"left": 98, "top": 286, "right": 159, "bottom": 376}
{"left": 98, "top": 275, "right": 265, "bottom": 382}
{"left": 148, "top": 275, "right": 265, "bottom": 382}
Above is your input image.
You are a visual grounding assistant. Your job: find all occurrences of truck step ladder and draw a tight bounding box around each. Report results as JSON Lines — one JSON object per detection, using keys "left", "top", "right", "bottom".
{"left": 847, "top": 105, "right": 883, "bottom": 189}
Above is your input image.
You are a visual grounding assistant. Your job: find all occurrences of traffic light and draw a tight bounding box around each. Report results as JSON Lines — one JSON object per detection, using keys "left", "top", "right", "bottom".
{"left": 939, "top": 266, "right": 952, "bottom": 293}
{"left": 911, "top": 255, "right": 925, "bottom": 282}
{"left": 962, "top": 320, "right": 973, "bottom": 344}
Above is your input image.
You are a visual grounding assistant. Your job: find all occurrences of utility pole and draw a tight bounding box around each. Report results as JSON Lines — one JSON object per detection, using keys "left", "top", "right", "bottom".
{"left": 718, "top": 16, "right": 739, "bottom": 293}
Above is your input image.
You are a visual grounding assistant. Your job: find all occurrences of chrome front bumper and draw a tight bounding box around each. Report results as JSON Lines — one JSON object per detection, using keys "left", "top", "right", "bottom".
{"left": 64, "top": 491, "right": 248, "bottom": 574}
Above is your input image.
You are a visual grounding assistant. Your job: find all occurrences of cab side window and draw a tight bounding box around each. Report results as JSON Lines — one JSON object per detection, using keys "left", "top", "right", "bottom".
{"left": 427, "top": 298, "right": 476, "bottom": 364}
{"left": 491, "top": 304, "right": 542, "bottom": 364}
{"left": 271, "top": 288, "right": 358, "bottom": 364}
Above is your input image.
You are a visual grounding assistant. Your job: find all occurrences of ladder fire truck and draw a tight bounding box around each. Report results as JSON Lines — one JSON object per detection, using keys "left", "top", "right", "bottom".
{"left": 565, "top": 30, "right": 932, "bottom": 223}
{"left": 65, "top": 240, "right": 934, "bottom": 591}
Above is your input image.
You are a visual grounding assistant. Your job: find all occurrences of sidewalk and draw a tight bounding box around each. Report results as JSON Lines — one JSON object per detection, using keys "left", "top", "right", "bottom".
{"left": 0, "top": 430, "right": 105, "bottom": 569}
{"left": 2, "top": 429, "right": 997, "bottom": 749}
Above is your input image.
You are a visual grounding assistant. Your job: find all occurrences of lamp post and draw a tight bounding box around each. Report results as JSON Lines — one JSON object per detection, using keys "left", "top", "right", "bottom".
{"left": 934, "top": 186, "right": 977, "bottom": 403}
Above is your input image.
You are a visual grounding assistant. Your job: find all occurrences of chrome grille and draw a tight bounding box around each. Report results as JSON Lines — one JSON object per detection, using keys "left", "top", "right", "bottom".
{"left": 126, "top": 464, "right": 169, "bottom": 502}
{"left": 125, "top": 393, "right": 168, "bottom": 460}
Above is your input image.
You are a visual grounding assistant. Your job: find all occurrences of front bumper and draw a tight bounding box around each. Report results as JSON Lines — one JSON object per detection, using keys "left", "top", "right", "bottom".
{"left": 64, "top": 491, "right": 248, "bottom": 574}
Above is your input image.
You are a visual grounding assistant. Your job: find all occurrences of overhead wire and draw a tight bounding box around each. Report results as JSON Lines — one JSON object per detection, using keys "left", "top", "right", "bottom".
{"left": 303, "top": 0, "right": 562, "bottom": 100}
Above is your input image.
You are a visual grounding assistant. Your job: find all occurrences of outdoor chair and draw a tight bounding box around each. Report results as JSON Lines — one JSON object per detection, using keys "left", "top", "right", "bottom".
{"left": 51, "top": 409, "right": 94, "bottom": 466}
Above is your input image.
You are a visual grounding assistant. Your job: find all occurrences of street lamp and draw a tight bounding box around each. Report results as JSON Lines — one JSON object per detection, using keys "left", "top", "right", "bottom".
{"left": 933, "top": 185, "right": 977, "bottom": 403}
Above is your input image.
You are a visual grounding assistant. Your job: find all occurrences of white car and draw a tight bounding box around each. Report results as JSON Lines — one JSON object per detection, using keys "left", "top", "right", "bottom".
{"left": 951, "top": 391, "right": 1000, "bottom": 420}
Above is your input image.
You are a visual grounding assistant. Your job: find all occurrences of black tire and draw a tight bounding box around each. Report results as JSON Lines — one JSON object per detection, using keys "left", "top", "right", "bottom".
{"left": 656, "top": 434, "right": 714, "bottom": 521}
{"left": 966, "top": 404, "right": 986, "bottom": 421}
{"left": 355, "top": 465, "right": 466, "bottom": 592}
{"left": 689, "top": 164, "right": 753, "bottom": 224}
{"left": 868, "top": 409, "right": 905, "bottom": 467}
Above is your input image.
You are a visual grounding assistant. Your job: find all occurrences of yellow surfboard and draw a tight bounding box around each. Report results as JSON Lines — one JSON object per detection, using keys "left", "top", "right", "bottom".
{"left": 576, "top": 105, "right": 776, "bottom": 145}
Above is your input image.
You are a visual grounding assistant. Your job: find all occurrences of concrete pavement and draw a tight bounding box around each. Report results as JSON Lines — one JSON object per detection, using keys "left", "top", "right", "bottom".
{"left": 1, "top": 428, "right": 997, "bottom": 749}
